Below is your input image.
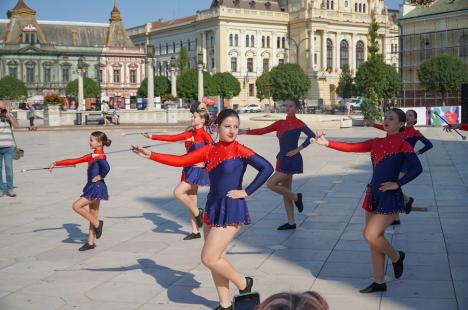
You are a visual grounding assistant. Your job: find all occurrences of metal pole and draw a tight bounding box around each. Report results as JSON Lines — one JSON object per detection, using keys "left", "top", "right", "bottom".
{"left": 198, "top": 64, "right": 204, "bottom": 102}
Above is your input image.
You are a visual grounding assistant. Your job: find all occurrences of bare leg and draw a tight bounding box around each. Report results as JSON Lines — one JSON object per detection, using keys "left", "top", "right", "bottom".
{"left": 201, "top": 225, "right": 244, "bottom": 308}
{"left": 364, "top": 213, "right": 400, "bottom": 282}
{"left": 87, "top": 201, "right": 100, "bottom": 245}
{"left": 72, "top": 197, "right": 99, "bottom": 228}
{"left": 173, "top": 182, "right": 200, "bottom": 233}
{"left": 267, "top": 172, "right": 297, "bottom": 202}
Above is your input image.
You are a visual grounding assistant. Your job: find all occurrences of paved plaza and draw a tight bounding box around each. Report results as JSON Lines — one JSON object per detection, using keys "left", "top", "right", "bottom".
{"left": 0, "top": 126, "right": 467, "bottom": 310}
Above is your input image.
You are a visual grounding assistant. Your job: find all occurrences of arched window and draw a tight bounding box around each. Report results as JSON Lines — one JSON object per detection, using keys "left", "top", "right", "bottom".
{"left": 267, "top": 36, "right": 270, "bottom": 48}
{"left": 173, "top": 42, "right": 176, "bottom": 53}
{"left": 251, "top": 35, "right": 255, "bottom": 47}
{"left": 356, "top": 40, "right": 365, "bottom": 68}
{"left": 460, "top": 35, "right": 468, "bottom": 57}
{"left": 229, "top": 34, "right": 233, "bottom": 46}
{"left": 246, "top": 35, "right": 250, "bottom": 47}
{"left": 282, "top": 37, "right": 286, "bottom": 48}
{"left": 326, "top": 0, "right": 330, "bottom": 9}
{"left": 235, "top": 34, "right": 239, "bottom": 46}
{"left": 180, "top": 40, "right": 183, "bottom": 49}
{"left": 331, "top": 1, "right": 334, "bottom": 10}
{"left": 359, "top": 3, "right": 362, "bottom": 12}
{"left": 326, "top": 38, "right": 333, "bottom": 69}
{"left": 340, "top": 39, "right": 349, "bottom": 68}
{"left": 363, "top": 4, "right": 366, "bottom": 12}
{"left": 355, "top": 3, "right": 358, "bottom": 11}
{"left": 420, "top": 39, "right": 431, "bottom": 60}
{"left": 277, "top": 36, "right": 281, "bottom": 48}
{"left": 262, "top": 36, "right": 265, "bottom": 48}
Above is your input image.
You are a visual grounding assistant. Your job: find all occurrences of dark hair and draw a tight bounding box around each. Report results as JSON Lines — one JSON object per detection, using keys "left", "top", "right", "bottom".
{"left": 216, "top": 109, "right": 239, "bottom": 125}
{"left": 258, "top": 291, "right": 329, "bottom": 310}
{"left": 285, "top": 98, "right": 301, "bottom": 110}
{"left": 91, "top": 131, "right": 112, "bottom": 147}
{"left": 187, "top": 108, "right": 211, "bottom": 131}
{"left": 190, "top": 101, "right": 201, "bottom": 114}
{"left": 389, "top": 108, "right": 406, "bottom": 132}
{"left": 407, "top": 109, "right": 417, "bottom": 124}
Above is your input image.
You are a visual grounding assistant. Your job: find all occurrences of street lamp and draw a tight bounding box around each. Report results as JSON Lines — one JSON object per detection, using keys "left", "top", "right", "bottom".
{"left": 146, "top": 44, "right": 155, "bottom": 110}
{"left": 197, "top": 51, "right": 204, "bottom": 102}
{"left": 77, "top": 56, "right": 85, "bottom": 111}
{"left": 288, "top": 36, "right": 309, "bottom": 64}
{"left": 170, "top": 56, "right": 177, "bottom": 97}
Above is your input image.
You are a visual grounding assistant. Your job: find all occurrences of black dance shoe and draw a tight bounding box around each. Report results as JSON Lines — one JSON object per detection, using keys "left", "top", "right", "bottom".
{"left": 392, "top": 251, "right": 405, "bottom": 279}
{"left": 359, "top": 282, "right": 387, "bottom": 293}
{"left": 79, "top": 243, "right": 96, "bottom": 251}
{"left": 214, "top": 305, "right": 232, "bottom": 310}
{"left": 391, "top": 219, "right": 401, "bottom": 226}
{"left": 183, "top": 233, "right": 201, "bottom": 240}
{"left": 277, "top": 223, "right": 296, "bottom": 230}
{"left": 239, "top": 276, "right": 254, "bottom": 294}
{"left": 95, "top": 220, "right": 104, "bottom": 239}
{"left": 196, "top": 208, "right": 204, "bottom": 228}
{"left": 294, "top": 193, "right": 304, "bottom": 213}
{"left": 405, "top": 197, "right": 414, "bottom": 214}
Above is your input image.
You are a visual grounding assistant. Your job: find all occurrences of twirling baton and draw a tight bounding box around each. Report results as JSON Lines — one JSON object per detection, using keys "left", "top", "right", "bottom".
{"left": 434, "top": 112, "right": 466, "bottom": 140}
{"left": 105, "top": 142, "right": 172, "bottom": 155}
{"left": 21, "top": 165, "right": 76, "bottom": 173}
{"left": 121, "top": 131, "right": 165, "bottom": 136}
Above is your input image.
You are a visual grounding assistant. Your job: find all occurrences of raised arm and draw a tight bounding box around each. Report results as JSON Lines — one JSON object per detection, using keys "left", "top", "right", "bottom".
{"left": 244, "top": 154, "right": 274, "bottom": 196}
{"left": 246, "top": 121, "right": 278, "bottom": 135}
{"left": 150, "top": 131, "right": 192, "bottom": 142}
{"left": 373, "top": 124, "right": 385, "bottom": 131}
{"left": 149, "top": 145, "right": 209, "bottom": 167}
{"left": 416, "top": 135, "right": 433, "bottom": 155}
{"left": 327, "top": 139, "right": 374, "bottom": 153}
{"left": 300, "top": 126, "right": 316, "bottom": 148}
{"left": 55, "top": 154, "right": 92, "bottom": 166}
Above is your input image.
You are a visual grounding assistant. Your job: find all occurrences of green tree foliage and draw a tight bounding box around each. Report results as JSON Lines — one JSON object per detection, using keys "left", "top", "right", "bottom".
{"left": 269, "top": 64, "right": 310, "bottom": 101}
{"left": 137, "top": 76, "right": 171, "bottom": 97}
{"left": 336, "top": 65, "right": 355, "bottom": 99}
{"left": 256, "top": 72, "right": 273, "bottom": 101}
{"left": 417, "top": 54, "right": 468, "bottom": 105}
{"left": 212, "top": 72, "right": 241, "bottom": 99}
{"left": 65, "top": 77, "right": 100, "bottom": 98}
{"left": 176, "top": 69, "right": 216, "bottom": 102}
{"left": 179, "top": 47, "right": 189, "bottom": 72}
{"left": 0, "top": 76, "right": 27, "bottom": 100}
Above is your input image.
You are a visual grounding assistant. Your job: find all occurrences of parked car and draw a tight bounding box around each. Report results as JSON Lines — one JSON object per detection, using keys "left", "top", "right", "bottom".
{"left": 237, "top": 104, "right": 262, "bottom": 113}
{"left": 349, "top": 97, "right": 363, "bottom": 110}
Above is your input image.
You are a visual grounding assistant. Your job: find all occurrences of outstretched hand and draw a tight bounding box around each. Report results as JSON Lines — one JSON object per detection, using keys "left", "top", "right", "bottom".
{"left": 315, "top": 133, "right": 329, "bottom": 146}
{"left": 131, "top": 145, "right": 152, "bottom": 159}
{"left": 48, "top": 162, "right": 55, "bottom": 172}
{"left": 142, "top": 133, "right": 151, "bottom": 139}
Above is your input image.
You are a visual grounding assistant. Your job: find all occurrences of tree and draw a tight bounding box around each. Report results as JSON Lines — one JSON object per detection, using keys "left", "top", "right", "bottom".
{"left": 368, "top": 18, "right": 380, "bottom": 60}
{"left": 0, "top": 76, "right": 27, "bottom": 100}
{"left": 256, "top": 72, "right": 272, "bottom": 101}
{"left": 176, "top": 69, "right": 216, "bottom": 102}
{"left": 336, "top": 65, "right": 355, "bottom": 100}
{"left": 417, "top": 55, "right": 468, "bottom": 105}
{"left": 269, "top": 64, "right": 310, "bottom": 101}
{"left": 137, "top": 76, "right": 171, "bottom": 97}
{"left": 65, "top": 77, "right": 100, "bottom": 98}
{"left": 179, "top": 47, "right": 189, "bottom": 72}
{"left": 212, "top": 72, "right": 241, "bottom": 109}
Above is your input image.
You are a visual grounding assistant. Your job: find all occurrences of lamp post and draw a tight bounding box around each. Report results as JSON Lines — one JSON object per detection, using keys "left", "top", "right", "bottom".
{"left": 197, "top": 52, "right": 204, "bottom": 103}
{"left": 170, "top": 56, "right": 177, "bottom": 97}
{"left": 288, "top": 36, "right": 309, "bottom": 64}
{"left": 146, "top": 44, "right": 155, "bottom": 110}
{"left": 77, "top": 56, "right": 85, "bottom": 111}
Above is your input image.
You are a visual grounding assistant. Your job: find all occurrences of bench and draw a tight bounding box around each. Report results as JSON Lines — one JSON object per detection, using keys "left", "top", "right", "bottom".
{"left": 85, "top": 113, "right": 103, "bottom": 125}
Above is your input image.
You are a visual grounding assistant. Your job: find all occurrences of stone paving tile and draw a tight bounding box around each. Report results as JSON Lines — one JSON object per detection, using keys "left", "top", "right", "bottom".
{"left": 1, "top": 128, "right": 466, "bottom": 309}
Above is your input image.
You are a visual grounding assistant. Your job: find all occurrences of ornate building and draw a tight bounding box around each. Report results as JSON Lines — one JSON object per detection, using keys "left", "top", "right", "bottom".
{"left": 0, "top": 0, "right": 144, "bottom": 103}
{"left": 128, "top": 0, "right": 398, "bottom": 108}
{"left": 398, "top": 0, "right": 468, "bottom": 106}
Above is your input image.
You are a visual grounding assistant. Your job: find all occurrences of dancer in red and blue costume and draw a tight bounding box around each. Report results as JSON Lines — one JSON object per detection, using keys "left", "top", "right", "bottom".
{"left": 133, "top": 109, "right": 273, "bottom": 310}
{"left": 373, "top": 109, "right": 433, "bottom": 224}
{"left": 240, "top": 99, "right": 316, "bottom": 230}
{"left": 143, "top": 109, "right": 212, "bottom": 240}
{"left": 48, "top": 131, "right": 110, "bottom": 251}
{"left": 316, "top": 109, "right": 422, "bottom": 294}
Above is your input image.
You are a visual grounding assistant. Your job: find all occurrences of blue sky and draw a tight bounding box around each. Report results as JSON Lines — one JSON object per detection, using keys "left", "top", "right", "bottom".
{"left": 0, "top": 0, "right": 404, "bottom": 28}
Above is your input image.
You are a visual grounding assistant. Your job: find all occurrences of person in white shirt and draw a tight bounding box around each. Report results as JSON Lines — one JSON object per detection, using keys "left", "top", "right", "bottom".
{"left": 0, "top": 101, "right": 19, "bottom": 197}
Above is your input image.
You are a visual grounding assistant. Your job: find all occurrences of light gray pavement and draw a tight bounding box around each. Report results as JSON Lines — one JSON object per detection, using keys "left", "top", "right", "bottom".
{"left": 0, "top": 126, "right": 467, "bottom": 310}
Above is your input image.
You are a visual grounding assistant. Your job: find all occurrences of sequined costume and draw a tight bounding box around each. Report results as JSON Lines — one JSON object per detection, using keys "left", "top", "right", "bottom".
{"left": 246, "top": 115, "right": 315, "bottom": 174}
{"left": 148, "top": 141, "right": 274, "bottom": 226}
{"left": 327, "top": 134, "right": 422, "bottom": 214}
{"left": 150, "top": 127, "right": 213, "bottom": 186}
{"left": 54, "top": 149, "right": 110, "bottom": 200}
{"left": 373, "top": 124, "right": 433, "bottom": 154}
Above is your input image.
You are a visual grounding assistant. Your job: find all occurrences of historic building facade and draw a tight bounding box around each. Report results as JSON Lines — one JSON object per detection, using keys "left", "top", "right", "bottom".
{"left": 128, "top": 0, "right": 398, "bottom": 108}
{"left": 398, "top": 0, "right": 468, "bottom": 107}
{"left": 0, "top": 0, "right": 145, "bottom": 103}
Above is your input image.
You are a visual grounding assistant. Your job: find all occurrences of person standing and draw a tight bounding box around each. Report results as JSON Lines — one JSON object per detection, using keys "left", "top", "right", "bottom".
{"left": 0, "top": 101, "right": 19, "bottom": 197}
{"left": 27, "top": 103, "right": 37, "bottom": 131}
{"left": 101, "top": 101, "right": 111, "bottom": 126}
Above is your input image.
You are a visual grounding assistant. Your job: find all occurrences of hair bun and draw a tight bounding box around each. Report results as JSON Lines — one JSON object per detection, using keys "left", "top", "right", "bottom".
{"left": 105, "top": 139, "right": 112, "bottom": 147}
